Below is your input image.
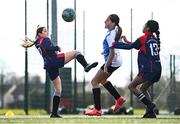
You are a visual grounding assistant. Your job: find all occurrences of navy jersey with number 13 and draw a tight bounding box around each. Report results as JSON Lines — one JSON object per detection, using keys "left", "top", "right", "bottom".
{"left": 113, "top": 32, "right": 161, "bottom": 74}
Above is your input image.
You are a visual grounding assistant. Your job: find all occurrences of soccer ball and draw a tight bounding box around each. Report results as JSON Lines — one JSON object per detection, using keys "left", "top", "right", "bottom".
{"left": 62, "top": 8, "right": 76, "bottom": 22}
{"left": 5, "top": 111, "right": 15, "bottom": 117}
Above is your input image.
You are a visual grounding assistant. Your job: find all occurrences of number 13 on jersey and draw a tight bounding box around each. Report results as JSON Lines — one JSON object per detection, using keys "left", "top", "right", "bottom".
{"left": 149, "top": 43, "right": 159, "bottom": 56}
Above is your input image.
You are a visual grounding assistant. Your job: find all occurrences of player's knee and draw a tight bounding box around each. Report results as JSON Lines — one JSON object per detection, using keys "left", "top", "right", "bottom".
{"left": 54, "top": 91, "right": 61, "bottom": 97}
{"left": 128, "top": 84, "right": 132, "bottom": 90}
{"left": 91, "top": 79, "right": 99, "bottom": 88}
{"left": 128, "top": 83, "right": 134, "bottom": 91}
{"left": 74, "top": 50, "right": 82, "bottom": 57}
{"left": 140, "top": 86, "right": 146, "bottom": 93}
{"left": 128, "top": 84, "right": 131, "bottom": 90}
{"left": 91, "top": 79, "right": 96, "bottom": 86}
{"left": 54, "top": 87, "right": 62, "bottom": 94}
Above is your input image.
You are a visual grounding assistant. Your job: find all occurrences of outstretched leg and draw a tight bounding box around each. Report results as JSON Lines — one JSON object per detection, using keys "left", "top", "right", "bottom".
{"left": 103, "top": 81, "right": 126, "bottom": 111}
{"left": 64, "top": 50, "right": 98, "bottom": 72}
{"left": 85, "top": 66, "right": 126, "bottom": 115}
{"left": 100, "top": 65, "right": 126, "bottom": 111}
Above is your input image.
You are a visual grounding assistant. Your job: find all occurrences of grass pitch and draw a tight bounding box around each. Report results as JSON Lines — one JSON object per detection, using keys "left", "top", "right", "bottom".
{"left": 0, "top": 115, "right": 180, "bottom": 124}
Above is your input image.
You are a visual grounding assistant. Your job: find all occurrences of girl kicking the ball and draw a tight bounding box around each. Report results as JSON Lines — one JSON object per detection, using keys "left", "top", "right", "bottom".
{"left": 21, "top": 26, "right": 98, "bottom": 118}
{"left": 85, "top": 14, "right": 126, "bottom": 116}
{"left": 113, "top": 20, "right": 161, "bottom": 118}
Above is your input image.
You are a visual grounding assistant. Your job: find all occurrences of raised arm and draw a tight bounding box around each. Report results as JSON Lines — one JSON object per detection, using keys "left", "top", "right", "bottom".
{"left": 112, "top": 36, "right": 141, "bottom": 50}
{"left": 112, "top": 41, "right": 133, "bottom": 49}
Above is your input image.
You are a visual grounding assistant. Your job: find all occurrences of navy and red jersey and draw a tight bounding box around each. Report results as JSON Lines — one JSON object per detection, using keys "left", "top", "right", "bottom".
{"left": 35, "top": 37, "right": 64, "bottom": 70}
{"left": 113, "top": 32, "right": 161, "bottom": 73}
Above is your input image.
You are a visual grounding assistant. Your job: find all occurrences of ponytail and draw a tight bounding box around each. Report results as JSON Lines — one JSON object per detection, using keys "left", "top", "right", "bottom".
{"left": 115, "top": 24, "right": 122, "bottom": 41}
{"left": 108, "top": 14, "right": 122, "bottom": 41}
{"left": 146, "top": 20, "right": 160, "bottom": 51}
{"left": 155, "top": 30, "right": 161, "bottom": 51}
{"left": 155, "top": 30, "right": 160, "bottom": 42}
{"left": 21, "top": 26, "right": 45, "bottom": 48}
{"left": 21, "top": 37, "right": 36, "bottom": 48}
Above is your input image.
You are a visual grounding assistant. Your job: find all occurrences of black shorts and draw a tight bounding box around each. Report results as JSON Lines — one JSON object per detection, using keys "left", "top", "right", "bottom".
{"left": 46, "top": 53, "right": 65, "bottom": 81}
{"left": 100, "top": 64, "right": 119, "bottom": 74}
{"left": 46, "top": 68, "right": 60, "bottom": 81}
{"left": 138, "top": 72, "right": 161, "bottom": 83}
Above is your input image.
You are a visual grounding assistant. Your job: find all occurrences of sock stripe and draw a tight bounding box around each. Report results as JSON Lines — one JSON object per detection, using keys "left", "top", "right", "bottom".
{"left": 138, "top": 93, "right": 144, "bottom": 98}
{"left": 136, "top": 92, "right": 151, "bottom": 106}
{"left": 137, "top": 93, "right": 145, "bottom": 100}
{"left": 139, "top": 95, "right": 145, "bottom": 100}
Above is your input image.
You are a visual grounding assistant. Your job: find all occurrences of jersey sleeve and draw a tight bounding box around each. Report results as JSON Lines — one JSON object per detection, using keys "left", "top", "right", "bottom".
{"left": 42, "top": 38, "right": 59, "bottom": 51}
{"left": 112, "top": 38, "right": 141, "bottom": 50}
{"left": 131, "top": 38, "right": 141, "bottom": 50}
{"left": 113, "top": 41, "right": 133, "bottom": 49}
{"left": 106, "top": 30, "right": 116, "bottom": 48}
{"left": 112, "top": 35, "right": 144, "bottom": 50}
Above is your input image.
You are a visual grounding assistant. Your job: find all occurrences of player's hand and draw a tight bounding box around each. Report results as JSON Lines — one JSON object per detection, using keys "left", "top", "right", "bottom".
{"left": 121, "top": 36, "right": 127, "bottom": 42}
{"left": 101, "top": 50, "right": 104, "bottom": 55}
{"left": 104, "top": 65, "right": 109, "bottom": 74}
{"left": 58, "top": 46, "right": 61, "bottom": 52}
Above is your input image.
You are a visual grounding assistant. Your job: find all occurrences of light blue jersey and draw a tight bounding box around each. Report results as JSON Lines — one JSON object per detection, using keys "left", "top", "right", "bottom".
{"left": 103, "top": 29, "right": 122, "bottom": 67}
